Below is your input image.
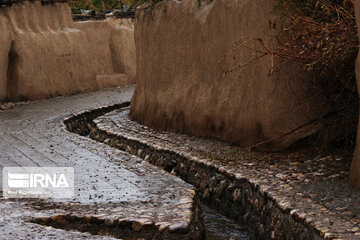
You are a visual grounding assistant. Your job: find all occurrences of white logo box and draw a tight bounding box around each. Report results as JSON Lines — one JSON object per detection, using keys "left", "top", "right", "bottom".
{"left": 3, "top": 167, "right": 74, "bottom": 199}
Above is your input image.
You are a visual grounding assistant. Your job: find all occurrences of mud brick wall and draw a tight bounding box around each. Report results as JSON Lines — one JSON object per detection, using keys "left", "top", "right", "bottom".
{"left": 0, "top": 0, "right": 135, "bottom": 101}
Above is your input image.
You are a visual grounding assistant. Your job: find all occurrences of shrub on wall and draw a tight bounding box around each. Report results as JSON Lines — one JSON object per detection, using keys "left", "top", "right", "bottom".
{"left": 68, "top": 0, "right": 149, "bottom": 12}
{"left": 275, "top": 0, "right": 359, "bottom": 149}
{"left": 69, "top": 0, "right": 127, "bottom": 12}
{"left": 223, "top": 0, "right": 359, "bottom": 149}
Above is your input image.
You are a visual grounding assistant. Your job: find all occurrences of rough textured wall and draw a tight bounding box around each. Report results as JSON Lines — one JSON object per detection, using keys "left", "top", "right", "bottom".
{"left": 74, "top": 18, "right": 136, "bottom": 81}
{"left": 350, "top": 1, "right": 360, "bottom": 185}
{"left": 108, "top": 19, "right": 136, "bottom": 82}
{"left": 0, "top": 1, "right": 135, "bottom": 101}
{"left": 0, "top": 15, "right": 11, "bottom": 101}
{"left": 130, "top": 0, "right": 324, "bottom": 151}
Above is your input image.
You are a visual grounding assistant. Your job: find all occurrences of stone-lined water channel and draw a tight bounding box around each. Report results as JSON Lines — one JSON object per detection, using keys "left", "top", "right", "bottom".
{"left": 73, "top": 108, "right": 253, "bottom": 239}
{"left": 0, "top": 87, "right": 253, "bottom": 239}
{"left": 3, "top": 87, "right": 360, "bottom": 239}
{"left": 200, "top": 203, "right": 252, "bottom": 239}
{"left": 72, "top": 135, "right": 253, "bottom": 239}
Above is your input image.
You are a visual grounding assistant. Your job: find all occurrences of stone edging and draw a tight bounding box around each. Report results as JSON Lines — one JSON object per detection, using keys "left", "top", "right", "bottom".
{"left": 64, "top": 102, "right": 205, "bottom": 240}
{"left": 32, "top": 206, "right": 203, "bottom": 240}
{"left": 65, "top": 103, "right": 329, "bottom": 240}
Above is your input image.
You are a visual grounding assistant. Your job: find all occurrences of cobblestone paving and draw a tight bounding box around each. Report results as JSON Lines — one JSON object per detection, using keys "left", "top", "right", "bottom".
{"left": 0, "top": 87, "right": 200, "bottom": 239}
{"left": 94, "top": 109, "right": 360, "bottom": 239}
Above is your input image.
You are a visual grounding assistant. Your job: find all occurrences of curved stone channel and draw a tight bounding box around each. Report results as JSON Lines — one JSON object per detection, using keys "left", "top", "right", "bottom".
{"left": 0, "top": 86, "right": 252, "bottom": 239}
{"left": 64, "top": 103, "right": 253, "bottom": 240}
{"left": 3, "top": 87, "right": 356, "bottom": 239}
{"left": 71, "top": 97, "right": 360, "bottom": 239}
{"left": 1, "top": 90, "right": 358, "bottom": 239}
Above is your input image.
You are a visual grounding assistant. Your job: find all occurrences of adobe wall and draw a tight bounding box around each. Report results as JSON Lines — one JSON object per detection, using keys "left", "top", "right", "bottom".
{"left": 0, "top": 1, "right": 135, "bottom": 101}
{"left": 0, "top": 15, "right": 11, "bottom": 101}
{"left": 130, "top": 0, "right": 324, "bottom": 151}
{"left": 73, "top": 18, "right": 136, "bottom": 81}
{"left": 108, "top": 19, "right": 136, "bottom": 82}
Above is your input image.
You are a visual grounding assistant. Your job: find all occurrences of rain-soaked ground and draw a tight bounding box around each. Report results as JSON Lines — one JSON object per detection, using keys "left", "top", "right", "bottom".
{"left": 79, "top": 131, "right": 253, "bottom": 239}
{"left": 74, "top": 136, "right": 253, "bottom": 239}
{"left": 0, "top": 87, "right": 253, "bottom": 239}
